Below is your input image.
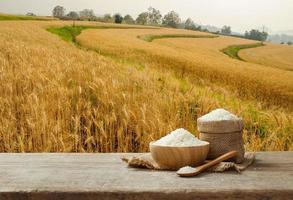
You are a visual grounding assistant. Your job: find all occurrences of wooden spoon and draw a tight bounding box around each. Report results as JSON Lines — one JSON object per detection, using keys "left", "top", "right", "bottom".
{"left": 177, "top": 150, "right": 238, "bottom": 177}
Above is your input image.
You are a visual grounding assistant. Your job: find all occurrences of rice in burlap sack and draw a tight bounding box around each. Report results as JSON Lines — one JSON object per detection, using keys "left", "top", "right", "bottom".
{"left": 197, "top": 114, "right": 245, "bottom": 163}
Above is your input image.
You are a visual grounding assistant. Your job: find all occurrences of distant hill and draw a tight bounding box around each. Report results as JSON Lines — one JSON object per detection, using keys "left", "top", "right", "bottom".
{"left": 200, "top": 24, "right": 221, "bottom": 32}
{"left": 273, "top": 30, "right": 293, "bottom": 35}
{"left": 268, "top": 34, "right": 293, "bottom": 44}
{"left": 0, "top": 13, "right": 56, "bottom": 21}
{"left": 196, "top": 25, "right": 293, "bottom": 44}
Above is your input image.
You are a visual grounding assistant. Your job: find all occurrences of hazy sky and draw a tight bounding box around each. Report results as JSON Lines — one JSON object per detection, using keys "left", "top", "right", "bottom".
{"left": 0, "top": 0, "right": 292, "bottom": 33}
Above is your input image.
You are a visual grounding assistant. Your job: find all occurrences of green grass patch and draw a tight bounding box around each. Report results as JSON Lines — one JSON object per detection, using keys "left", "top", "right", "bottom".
{"left": 221, "top": 43, "right": 264, "bottom": 61}
{"left": 47, "top": 26, "right": 89, "bottom": 43}
{"left": 0, "top": 13, "right": 55, "bottom": 21}
{"left": 138, "top": 34, "right": 218, "bottom": 42}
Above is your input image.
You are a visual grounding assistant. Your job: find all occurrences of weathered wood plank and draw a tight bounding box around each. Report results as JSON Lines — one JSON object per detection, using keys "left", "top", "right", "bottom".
{"left": 0, "top": 152, "right": 292, "bottom": 200}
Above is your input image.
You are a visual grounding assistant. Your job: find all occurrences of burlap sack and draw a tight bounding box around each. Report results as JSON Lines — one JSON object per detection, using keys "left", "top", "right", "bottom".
{"left": 198, "top": 114, "right": 245, "bottom": 164}
{"left": 199, "top": 131, "right": 245, "bottom": 163}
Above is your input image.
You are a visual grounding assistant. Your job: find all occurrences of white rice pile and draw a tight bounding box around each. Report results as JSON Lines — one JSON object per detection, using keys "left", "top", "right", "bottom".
{"left": 153, "top": 128, "right": 206, "bottom": 147}
{"left": 198, "top": 108, "right": 240, "bottom": 121}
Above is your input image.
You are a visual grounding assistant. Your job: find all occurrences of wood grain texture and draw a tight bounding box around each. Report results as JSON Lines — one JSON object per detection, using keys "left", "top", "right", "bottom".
{"left": 0, "top": 152, "right": 292, "bottom": 200}
{"left": 177, "top": 151, "right": 238, "bottom": 177}
{"left": 150, "top": 142, "right": 209, "bottom": 169}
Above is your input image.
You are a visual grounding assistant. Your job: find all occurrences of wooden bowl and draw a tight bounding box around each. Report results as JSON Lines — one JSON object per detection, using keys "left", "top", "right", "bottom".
{"left": 150, "top": 142, "right": 209, "bottom": 170}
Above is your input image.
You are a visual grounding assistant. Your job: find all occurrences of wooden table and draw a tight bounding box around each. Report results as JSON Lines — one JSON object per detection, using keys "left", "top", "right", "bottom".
{"left": 0, "top": 152, "right": 292, "bottom": 200}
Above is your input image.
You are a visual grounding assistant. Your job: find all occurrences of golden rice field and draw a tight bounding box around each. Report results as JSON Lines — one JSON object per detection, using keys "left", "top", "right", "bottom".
{"left": 78, "top": 29, "right": 293, "bottom": 109}
{"left": 0, "top": 20, "right": 292, "bottom": 153}
{"left": 239, "top": 43, "right": 293, "bottom": 71}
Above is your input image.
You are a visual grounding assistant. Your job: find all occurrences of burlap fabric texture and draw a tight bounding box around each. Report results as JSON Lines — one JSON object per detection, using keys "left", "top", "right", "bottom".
{"left": 122, "top": 152, "right": 255, "bottom": 172}
{"left": 199, "top": 131, "right": 245, "bottom": 163}
{"left": 197, "top": 115, "right": 245, "bottom": 163}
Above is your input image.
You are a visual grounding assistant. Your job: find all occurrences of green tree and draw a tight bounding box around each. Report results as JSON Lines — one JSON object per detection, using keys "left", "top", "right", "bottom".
{"left": 244, "top": 29, "right": 268, "bottom": 41}
{"left": 288, "top": 41, "right": 292, "bottom": 45}
{"left": 26, "top": 12, "right": 36, "bottom": 16}
{"left": 148, "top": 7, "right": 162, "bottom": 25}
{"left": 124, "top": 14, "right": 135, "bottom": 24}
{"left": 79, "top": 9, "right": 95, "bottom": 21}
{"left": 114, "top": 13, "right": 123, "bottom": 24}
{"left": 103, "top": 14, "right": 113, "bottom": 23}
{"left": 67, "top": 11, "right": 79, "bottom": 20}
{"left": 185, "top": 18, "right": 196, "bottom": 30}
{"left": 52, "top": 6, "right": 65, "bottom": 18}
{"left": 221, "top": 25, "right": 231, "bottom": 35}
{"left": 136, "top": 12, "right": 149, "bottom": 25}
{"left": 162, "top": 11, "right": 181, "bottom": 28}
